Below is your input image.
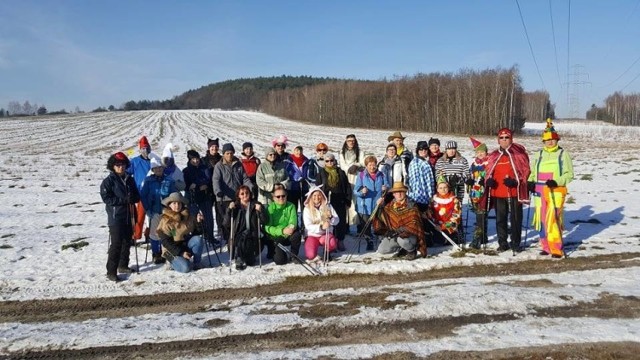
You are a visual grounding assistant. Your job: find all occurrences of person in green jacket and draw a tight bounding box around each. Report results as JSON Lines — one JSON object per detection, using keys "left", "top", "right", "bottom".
{"left": 264, "top": 187, "right": 301, "bottom": 265}
{"left": 527, "top": 119, "right": 574, "bottom": 258}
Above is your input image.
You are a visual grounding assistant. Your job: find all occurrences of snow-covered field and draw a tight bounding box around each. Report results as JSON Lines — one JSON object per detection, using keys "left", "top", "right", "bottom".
{"left": 0, "top": 110, "right": 639, "bottom": 358}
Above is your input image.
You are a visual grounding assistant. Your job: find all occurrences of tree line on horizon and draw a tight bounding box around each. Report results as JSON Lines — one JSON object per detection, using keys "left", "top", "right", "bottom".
{"left": 120, "top": 70, "right": 556, "bottom": 135}
{"left": 586, "top": 91, "right": 640, "bottom": 126}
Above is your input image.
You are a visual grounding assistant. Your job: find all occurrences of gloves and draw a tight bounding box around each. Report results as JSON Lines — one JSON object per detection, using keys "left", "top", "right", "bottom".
{"left": 465, "top": 178, "right": 475, "bottom": 186}
{"left": 503, "top": 178, "right": 518, "bottom": 188}
{"left": 126, "top": 193, "right": 137, "bottom": 204}
{"left": 478, "top": 178, "right": 485, "bottom": 187}
{"left": 527, "top": 181, "right": 536, "bottom": 192}
{"left": 546, "top": 179, "right": 558, "bottom": 188}
{"left": 216, "top": 192, "right": 224, "bottom": 199}
{"left": 485, "top": 178, "right": 497, "bottom": 189}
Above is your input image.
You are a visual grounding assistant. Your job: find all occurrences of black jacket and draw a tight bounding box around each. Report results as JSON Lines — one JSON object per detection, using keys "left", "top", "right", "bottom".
{"left": 316, "top": 167, "right": 352, "bottom": 205}
{"left": 100, "top": 172, "right": 140, "bottom": 226}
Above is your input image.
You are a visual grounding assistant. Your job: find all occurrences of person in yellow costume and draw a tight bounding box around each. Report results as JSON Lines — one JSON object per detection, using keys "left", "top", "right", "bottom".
{"left": 527, "top": 119, "right": 574, "bottom": 258}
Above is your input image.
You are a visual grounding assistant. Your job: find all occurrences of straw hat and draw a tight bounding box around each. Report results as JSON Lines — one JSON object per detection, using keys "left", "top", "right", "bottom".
{"left": 388, "top": 182, "right": 408, "bottom": 193}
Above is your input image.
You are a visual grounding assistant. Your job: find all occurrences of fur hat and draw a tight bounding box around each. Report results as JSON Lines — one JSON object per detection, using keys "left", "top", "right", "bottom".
{"left": 387, "top": 131, "right": 405, "bottom": 142}
{"left": 497, "top": 128, "right": 513, "bottom": 138}
{"left": 107, "top": 151, "right": 130, "bottom": 171}
{"left": 207, "top": 138, "right": 219, "bottom": 148}
{"left": 138, "top": 136, "right": 150, "bottom": 150}
{"left": 242, "top": 142, "right": 253, "bottom": 150}
{"left": 470, "top": 137, "right": 488, "bottom": 153}
{"left": 445, "top": 141, "right": 457, "bottom": 150}
{"left": 271, "top": 135, "right": 289, "bottom": 147}
{"left": 388, "top": 181, "right": 408, "bottom": 193}
{"left": 222, "top": 143, "right": 235, "bottom": 154}
{"left": 428, "top": 138, "right": 440, "bottom": 147}
{"left": 161, "top": 192, "right": 189, "bottom": 207}
{"left": 187, "top": 150, "right": 201, "bottom": 160}
{"left": 542, "top": 118, "right": 560, "bottom": 141}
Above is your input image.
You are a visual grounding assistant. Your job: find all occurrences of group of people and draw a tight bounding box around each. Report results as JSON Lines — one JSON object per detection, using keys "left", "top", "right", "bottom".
{"left": 100, "top": 119, "right": 573, "bottom": 281}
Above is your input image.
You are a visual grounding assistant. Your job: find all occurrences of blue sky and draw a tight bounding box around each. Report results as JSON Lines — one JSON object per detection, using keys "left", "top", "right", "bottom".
{"left": 1, "top": 0, "right": 639, "bottom": 118}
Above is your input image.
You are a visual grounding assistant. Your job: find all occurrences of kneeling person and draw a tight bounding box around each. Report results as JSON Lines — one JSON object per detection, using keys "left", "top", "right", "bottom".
{"left": 264, "top": 187, "right": 302, "bottom": 265}
{"left": 372, "top": 182, "right": 427, "bottom": 260}
{"left": 158, "top": 192, "right": 205, "bottom": 273}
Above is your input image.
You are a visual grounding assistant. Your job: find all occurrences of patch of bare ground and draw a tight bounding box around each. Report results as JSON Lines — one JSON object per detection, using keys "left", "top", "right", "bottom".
{"left": 1, "top": 252, "right": 639, "bottom": 323}
{"left": 10, "top": 293, "right": 640, "bottom": 359}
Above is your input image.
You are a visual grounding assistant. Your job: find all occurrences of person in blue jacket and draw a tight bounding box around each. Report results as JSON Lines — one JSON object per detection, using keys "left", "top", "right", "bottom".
{"left": 354, "top": 155, "right": 389, "bottom": 250}
{"left": 140, "top": 156, "right": 175, "bottom": 264}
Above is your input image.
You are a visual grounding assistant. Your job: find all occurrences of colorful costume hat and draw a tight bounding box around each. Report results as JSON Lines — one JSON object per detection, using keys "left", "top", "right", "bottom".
{"left": 542, "top": 118, "right": 560, "bottom": 141}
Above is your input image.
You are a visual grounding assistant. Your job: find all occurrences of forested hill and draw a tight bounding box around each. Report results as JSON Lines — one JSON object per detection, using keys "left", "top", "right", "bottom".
{"left": 123, "top": 76, "right": 341, "bottom": 111}
{"left": 122, "top": 69, "right": 555, "bottom": 135}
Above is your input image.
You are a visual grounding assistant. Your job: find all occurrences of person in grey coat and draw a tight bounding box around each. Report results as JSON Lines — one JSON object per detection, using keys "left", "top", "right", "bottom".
{"left": 212, "top": 143, "right": 253, "bottom": 242}
{"left": 256, "top": 146, "right": 290, "bottom": 206}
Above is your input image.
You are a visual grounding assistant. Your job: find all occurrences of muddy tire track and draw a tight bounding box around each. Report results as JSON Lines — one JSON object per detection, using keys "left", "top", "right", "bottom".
{"left": 1, "top": 252, "right": 638, "bottom": 323}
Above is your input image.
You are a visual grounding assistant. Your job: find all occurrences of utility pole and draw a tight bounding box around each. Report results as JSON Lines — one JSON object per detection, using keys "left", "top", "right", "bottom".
{"left": 564, "top": 64, "right": 591, "bottom": 119}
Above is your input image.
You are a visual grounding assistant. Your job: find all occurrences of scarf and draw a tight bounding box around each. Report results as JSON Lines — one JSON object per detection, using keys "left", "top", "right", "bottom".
{"left": 291, "top": 154, "right": 306, "bottom": 168}
{"left": 325, "top": 166, "right": 339, "bottom": 188}
{"left": 544, "top": 144, "right": 560, "bottom": 153}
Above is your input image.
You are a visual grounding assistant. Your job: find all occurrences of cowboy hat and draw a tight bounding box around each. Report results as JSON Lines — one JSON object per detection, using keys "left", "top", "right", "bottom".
{"left": 161, "top": 192, "right": 189, "bottom": 207}
{"left": 387, "top": 131, "right": 406, "bottom": 142}
{"left": 388, "top": 182, "right": 408, "bottom": 193}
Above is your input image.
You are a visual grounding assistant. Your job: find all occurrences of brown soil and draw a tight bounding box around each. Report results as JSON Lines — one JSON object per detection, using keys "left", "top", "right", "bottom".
{"left": 3, "top": 252, "right": 640, "bottom": 359}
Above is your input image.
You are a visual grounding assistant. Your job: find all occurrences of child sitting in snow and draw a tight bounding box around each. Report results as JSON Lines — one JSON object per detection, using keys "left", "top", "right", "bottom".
{"left": 427, "top": 176, "right": 462, "bottom": 246}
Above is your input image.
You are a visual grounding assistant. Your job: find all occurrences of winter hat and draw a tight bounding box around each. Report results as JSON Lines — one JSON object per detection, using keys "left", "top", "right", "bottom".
{"left": 470, "top": 137, "right": 488, "bottom": 153}
{"left": 541, "top": 118, "right": 560, "bottom": 141}
{"left": 445, "top": 141, "right": 457, "bottom": 150}
{"left": 161, "top": 192, "right": 189, "bottom": 207}
{"left": 222, "top": 143, "right": 235, "bottom": 154}
{"left": 271, "top": 135, "right": 289, "bottom": 147}
{"left": 428, "top": 138, "right": 440, "bottom": 147}
{"left": 162, "top": 143, "right": 175, "bottom": 159}
{"left": 149, "top": 154, "right": 163, "bottom": 169}
{"left": 416, "top": 141, "right": 429, "bottom": 151}
{"left": 388, "top": 181, "right": 408, "bottom": 193}
{"left": 207, "top": 138, "right": 219, "bottom": 148}
{"left": 107, "top": 151, "right": 130, "bottom": 171}
{"left": 324, "top": 152, "right": 336, "bottom": 161}
{"left": 315, "top": 143, "right": 329, "bottom": 151}
{"left": 138, "top": 136, "right": 151, "bottom": 151}
{"left": 187, "top": 150, "right": 201, "bottom": 160}
{"left": 264, "top": 146, "right": 277, "bottom": 156}
{"left": 497, "top": 128, "right": 513, "bottom": 138}
{"left": 387, "top": 131, "right": 405, "bottom": 142}
{"left": 242, "top": 142, "right": 253, "bottom": 150}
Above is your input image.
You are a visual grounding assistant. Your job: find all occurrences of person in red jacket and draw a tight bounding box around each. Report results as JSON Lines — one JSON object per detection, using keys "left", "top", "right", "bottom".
{"left": 483, "top": 128, "right": 530, "bottom": 253}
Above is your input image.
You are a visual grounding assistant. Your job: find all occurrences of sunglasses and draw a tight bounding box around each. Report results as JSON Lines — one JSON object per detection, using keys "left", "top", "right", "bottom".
{"left": 274, "top": 194, "right": 287, "bottom": 199}
{"left": 275, "top": 144, "right": 285, "bottom": 147}
{"left": 325, "top": 160, "right": 335, "bottom": 163}
{"left": 317, "top": 149, "right": 328, "bottom": 152}
{"left": 114, "top": 163, "right": 126, "bottom": 167}
{"left": 499, "top": 136, "right": 511, "bottom": 140}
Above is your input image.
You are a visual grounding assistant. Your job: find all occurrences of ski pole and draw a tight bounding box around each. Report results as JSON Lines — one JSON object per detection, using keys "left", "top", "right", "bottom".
{"left": 346, "top": 190, "right": 386, "bottom": 263}
{"left": 130, "top": 203, "right": 140, "bottom": 274}
{"left": 522, "top": 204, "right": 532, "bottom": 251}
{"left": 426, "top": 218, "right": 463, "bottom": 251}
{"left": 229, "top": 210, "right": 235, "bottom": 273}
{"left": 192, "top": 194, "right": 213, "bottom": 268}
{"left": 257, "top": 209, "right": 262, "bottom": 268}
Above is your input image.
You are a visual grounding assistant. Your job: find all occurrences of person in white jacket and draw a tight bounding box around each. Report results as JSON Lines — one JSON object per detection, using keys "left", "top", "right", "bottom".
{"left": 303, "top": 185, "right": 339, "bottom": 262}
{"left": 161, "top": 143, "right": 186, "bottom": 192}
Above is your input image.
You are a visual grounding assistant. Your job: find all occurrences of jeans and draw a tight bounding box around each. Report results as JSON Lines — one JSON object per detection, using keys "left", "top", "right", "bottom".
{"left": 170, "top": 236, "right": 204, "bottom": 273}
{"left": 377, "top": 235, "right": 417, "bottom": 254}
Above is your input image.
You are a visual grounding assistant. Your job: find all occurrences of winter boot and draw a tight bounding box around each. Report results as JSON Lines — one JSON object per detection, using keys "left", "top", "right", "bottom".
{"left": 337, "top": 240, "right": 346, "bottom": 251}
{"left": 235, "top": 257, "right": 247, "bottom": 270}
{"left": 106, "top": 273, "right": 120, "bottom": 282}
{"left": 404, "top": 250, "right": 417, "bottom": 261}
{"left": 117, "top": 266, "right": 134, "bottom": 274}
{"left": 366, "top": 239, "right": 374, "bottom": 251}
{"left": 153, "top": 253, "right": 166, "bottom": 264}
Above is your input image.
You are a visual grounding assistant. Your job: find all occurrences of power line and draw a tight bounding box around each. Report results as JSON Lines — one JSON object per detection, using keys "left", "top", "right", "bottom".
{"left": 549, "top": 0, "right": 563, "bottom": 91}
{"left": 621, "top": 70, "right": 640, "bottom": 91}
{"left": 515, "top": 0, "right": 546, "bottom": 89}
{"left": 602, "top": 54, "right": 640, "bottom": 88}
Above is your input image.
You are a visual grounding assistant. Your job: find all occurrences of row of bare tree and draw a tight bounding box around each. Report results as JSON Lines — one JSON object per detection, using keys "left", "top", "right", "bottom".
{"left": 260, "top": 67, "right": 532, "bottom": 135}
{"left": 587, "top": 91, "right": 640, "bottom": 126}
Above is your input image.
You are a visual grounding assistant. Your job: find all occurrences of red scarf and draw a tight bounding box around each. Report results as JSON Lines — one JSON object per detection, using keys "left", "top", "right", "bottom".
{"left": 290, "top": 154, "right": 306, "bottom": 168}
